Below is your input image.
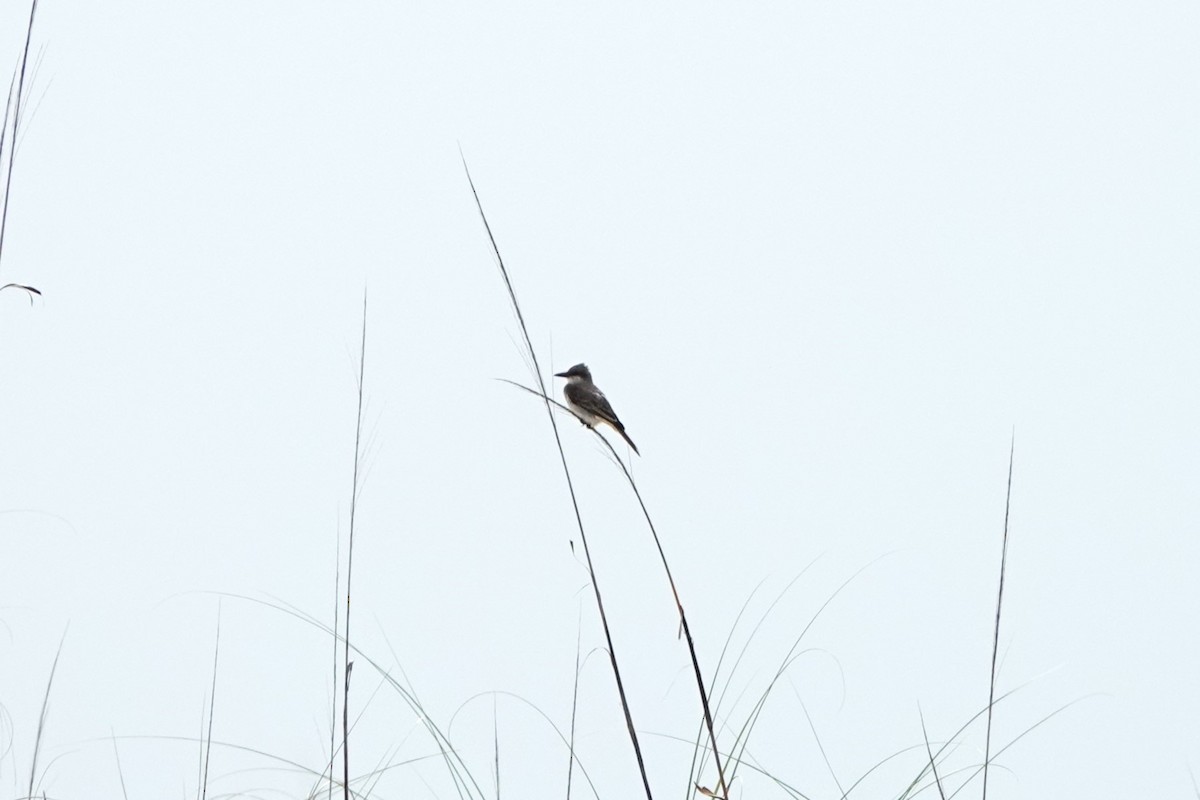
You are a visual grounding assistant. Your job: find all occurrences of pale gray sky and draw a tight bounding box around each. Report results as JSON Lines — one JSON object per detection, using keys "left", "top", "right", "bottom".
{"left": 1, "top": 2, "right": 1197, "bottom": 799}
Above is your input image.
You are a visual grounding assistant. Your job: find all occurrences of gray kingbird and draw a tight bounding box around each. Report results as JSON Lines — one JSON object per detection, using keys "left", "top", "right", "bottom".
{"left": 554, "top": 363, "right": 640, "bottom": 456}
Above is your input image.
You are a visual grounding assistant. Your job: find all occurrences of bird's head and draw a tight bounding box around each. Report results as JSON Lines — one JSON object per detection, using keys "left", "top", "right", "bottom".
{"left": 554, "top": 363, "right": 592, "bottom": 383}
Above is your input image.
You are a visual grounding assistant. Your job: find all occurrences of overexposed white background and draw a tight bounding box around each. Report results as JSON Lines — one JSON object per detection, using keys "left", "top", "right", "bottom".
{"left": 1, "top": 2, "right": 1197, "bottom": 798}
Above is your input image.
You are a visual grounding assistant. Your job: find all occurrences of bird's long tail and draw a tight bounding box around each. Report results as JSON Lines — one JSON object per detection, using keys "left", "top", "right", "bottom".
{"left": 608, "top": 421, "right": 640, "bottom": 456}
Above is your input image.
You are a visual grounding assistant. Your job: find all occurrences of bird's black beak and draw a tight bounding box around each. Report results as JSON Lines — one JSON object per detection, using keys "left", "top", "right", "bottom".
{"left": 554, "top": 371, "right": 569, "bottom": 378}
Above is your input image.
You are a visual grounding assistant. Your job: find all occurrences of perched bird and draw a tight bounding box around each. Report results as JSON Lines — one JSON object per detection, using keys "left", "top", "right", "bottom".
{"left": 554, "top": 363, "right": 639, "bottom": 456}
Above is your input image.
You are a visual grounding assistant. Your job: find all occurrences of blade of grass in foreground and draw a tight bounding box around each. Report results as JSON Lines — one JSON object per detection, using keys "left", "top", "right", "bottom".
{"left": 919, "top": 707, "right": 948, "bottom": 800}
{"left": 329, "top": 519, "right": 342, "bottom": 800}
{"left": 0, "top": 0, "right": 39, "bottom": 277}
{"left": 201, "top": 604, "right": 221, "bottom": 800}
{"left": 110, "top": 729, "right": 132, "bottom": 800}
{"left": 343, "top": 290, "right": 369, "bottom": 800}
{"left": 593, "top": 424, "right": 731, "bottom": 798}
{"left": 28, "top": 627, "right": 66, "bottom": 800}
{"left": 982, "top": 435, "right": 1015, "bottom": 800}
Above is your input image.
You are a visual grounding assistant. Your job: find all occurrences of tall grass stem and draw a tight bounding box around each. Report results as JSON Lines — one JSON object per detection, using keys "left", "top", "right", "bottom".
{"left": 982, "top": 435, "right": 1016, "bottom": 800}
{"left": 462, "top": 154, "right": 654, "bottom": 800}
{"left": 343, "top": 290, "right": 369, "bottom": 800}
